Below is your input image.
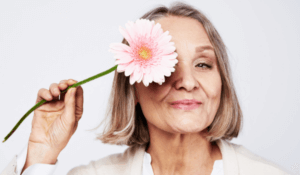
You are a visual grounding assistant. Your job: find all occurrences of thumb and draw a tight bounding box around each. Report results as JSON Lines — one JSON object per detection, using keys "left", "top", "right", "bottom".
{"left": 62, "top": 87, "right": 77, "bottom": 125}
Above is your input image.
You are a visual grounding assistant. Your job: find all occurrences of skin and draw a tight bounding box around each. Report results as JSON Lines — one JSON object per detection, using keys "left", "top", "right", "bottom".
{"left": 21, "top": 79, "right": 84, "bottom": 174}
{"left": 134, "top": 16, "right": 223, "bottom": 175}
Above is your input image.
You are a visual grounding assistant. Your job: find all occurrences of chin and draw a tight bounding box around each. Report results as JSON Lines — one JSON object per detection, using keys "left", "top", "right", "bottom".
{"left": 171, "top": 123, "right": 205, "bottom": 133}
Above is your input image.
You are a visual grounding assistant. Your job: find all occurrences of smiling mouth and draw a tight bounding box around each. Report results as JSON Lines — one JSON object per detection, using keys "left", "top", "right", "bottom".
{"left": 170, "top": 103, "right": 201, "bottom": 110}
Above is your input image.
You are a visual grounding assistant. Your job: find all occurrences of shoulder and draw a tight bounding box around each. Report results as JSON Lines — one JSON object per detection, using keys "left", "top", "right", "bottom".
{"left": 94, "top": 144, "right": 141, "bottom": 166}
{"left": 67, "top": 145, "right": 143, "bottom": 175}
{"left": 229, "top": 142, "right": 292, "bottom": 175}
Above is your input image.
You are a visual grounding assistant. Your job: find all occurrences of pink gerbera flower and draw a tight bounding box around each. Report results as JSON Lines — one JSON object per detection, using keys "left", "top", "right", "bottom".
{"left": 2, "top": 19, "right": 180, "bottom": 143}
{"left": 109, "top": 18, "right": 178, "bottom": 87}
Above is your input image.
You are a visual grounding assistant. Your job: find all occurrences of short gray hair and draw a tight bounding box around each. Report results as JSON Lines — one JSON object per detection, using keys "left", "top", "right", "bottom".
{"left": 89, "top": 1, "right": 243, "bottom": 147}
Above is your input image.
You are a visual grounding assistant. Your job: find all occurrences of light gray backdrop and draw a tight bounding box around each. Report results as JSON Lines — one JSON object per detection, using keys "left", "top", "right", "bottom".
{"left": 0, "top": 0, "right": 299, "bottom": 174}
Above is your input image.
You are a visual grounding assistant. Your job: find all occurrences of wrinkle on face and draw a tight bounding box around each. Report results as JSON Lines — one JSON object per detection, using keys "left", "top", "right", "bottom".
{"left": 135, "top": 15, "right": 222, "bottom": 134}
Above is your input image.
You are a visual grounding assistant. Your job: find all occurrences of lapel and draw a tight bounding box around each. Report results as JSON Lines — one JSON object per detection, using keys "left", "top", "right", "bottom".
{"left": 129, "top": 139, "right": 239, "bottom": 175}
{"left": 129, "top": 144, "right": 147, "bottom": 175}
{"left": 216, "top": 139, "right": 239, "bottom": 175}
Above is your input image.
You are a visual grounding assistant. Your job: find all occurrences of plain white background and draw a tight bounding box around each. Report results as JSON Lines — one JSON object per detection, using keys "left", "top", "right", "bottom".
{"left": 0, "top": 0, "right": 299, "bottom": 174}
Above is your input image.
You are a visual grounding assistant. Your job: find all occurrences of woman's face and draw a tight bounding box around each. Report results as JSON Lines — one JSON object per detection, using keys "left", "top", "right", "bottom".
{"left": 134, "top": 16, "right": 222, "bottom": 134}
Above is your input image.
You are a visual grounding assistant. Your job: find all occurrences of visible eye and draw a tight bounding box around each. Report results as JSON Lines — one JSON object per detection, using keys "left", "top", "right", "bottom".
{"left": 196, "top": 63, "right": 212, "bottom": 69}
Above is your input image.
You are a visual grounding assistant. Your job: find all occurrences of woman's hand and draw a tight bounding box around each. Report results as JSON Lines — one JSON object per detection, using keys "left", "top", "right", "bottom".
{"left": 29, "top": 79, "right": 84, "bottom": 154}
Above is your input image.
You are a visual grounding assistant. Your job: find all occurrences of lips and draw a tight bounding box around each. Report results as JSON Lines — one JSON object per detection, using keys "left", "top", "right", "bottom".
{"left": 171, "top": 99, "right": 202, "bottom": 105}
{"left": 170, "top": 99, "right": 202, "bottom": 110}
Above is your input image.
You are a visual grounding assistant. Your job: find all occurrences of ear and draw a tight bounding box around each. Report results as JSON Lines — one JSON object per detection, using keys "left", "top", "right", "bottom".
{"left": 134, "top": 84, "right": 139, "bottom": 105}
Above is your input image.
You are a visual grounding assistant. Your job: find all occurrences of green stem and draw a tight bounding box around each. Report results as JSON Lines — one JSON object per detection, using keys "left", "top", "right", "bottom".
{"left": 2, "top": 64, "right": 117, "bottom": 143}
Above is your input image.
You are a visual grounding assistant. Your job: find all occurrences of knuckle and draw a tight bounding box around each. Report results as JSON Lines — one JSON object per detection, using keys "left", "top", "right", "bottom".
{"left": 38, "top": 88, "right": 46, "bottom": 94}
{"left": 50, "top": 87, "right": 55, "bottom": 93}
{"left": 63, "top": 80, "right": 68, "bottom": 84}
{"left": 59, "top": 81, "right": 67, "bottom": 87}
{"left": 51, "top": 83, "right": 58, "bottom": 89}
{"left": 68, "top": 79, "right": 77, "bottom": 83}
{"left": 38, "top": 88, "right": 48, "bottom": 97}
{"left": 50, "top": 83, "right": 58, "bottom": 92}
{"left": 46, "top": 89, "right": 51, "bottom": 95}
{"left": 49, "top": 83, "right": 56, "bottom": 88}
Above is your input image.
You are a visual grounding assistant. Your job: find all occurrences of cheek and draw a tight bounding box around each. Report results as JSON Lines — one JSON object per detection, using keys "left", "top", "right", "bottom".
{"left": 140, "top": 82, "right": 170, "bottom": 101}
{"left": 205, "top": 74, "right": 222, "bottom": 116}
{"left": 204, "top": 72, "right": 222, "bottom": 99}
{"left": 136, "top": 83, "right": 171, "bottom": 118}
{"left": 213, "top": 75, "right": 222, "bottom": 99}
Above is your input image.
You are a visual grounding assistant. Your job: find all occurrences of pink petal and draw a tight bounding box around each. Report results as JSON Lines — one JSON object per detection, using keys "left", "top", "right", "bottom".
{"left": 134, "top": 66, "right": 143, "bottom": 83}
{"left": 162, "top": 53, "right": 178, "bottom": 61}
{"left": 142, "top": 73, "right": 151, "bottom": 87}
{"left": 117, "top": 63, "right": 129, "bottom": 72}
{"left": 148, "top": 71, "right": 154, "bottom": 83}
{"left": 136, "top": 19, "right": 146, "bottom": 37}
{"left": 130, "top": 71, "right": 137, "bottom": 85}
{"left": 156, "top": 31, "right": 169, "bottom": 43}
{"left": 169, "top": 67, "right": 175, "bottom": 72}
{"left": 158, "top": 65, "right": 171, "bottom": 77}
{"left": 160, "top": 57, "right": 176, "bottom": 68}
{"left": 145, "top": 20, "right": 153, "bottom": 38}
{"left": 140, "top": 65, "right": 151, "bottom": 75}
{"left": 157, "top": 35, "right": 172, "bottom": 47}
{"left": 119, "top": 27, "right": 133, "bottom": 45}
{"left": 152, "top": 67, "right": 163, "bottom": 83}
{"left": 115, "top": 59, "right": 132, "bottom": 65}
{"left": 151, "top": 23, "right": 163, "bottom": 39}
{"left": 137, "top": 72, "right": 143, "bottom": 83}
{"left": 115, "top": 55, "right": 133, "bottom": 64}
{"left": 109, "top": 43, "right": 131, "bottom": 53}
{"left": 113, "top": 51, "right": 131, "bottom": 58}
{"left": 171, "top": 58, "right": 179, "bottom": 65}
{"left": 160, "top": 46, "right": 176, "bottom": 55}
{"left": 125, "top": 21, "right": 138, "bottom": 44}
{"left": 160, "top": 56, "right": 178, "bottom": 68}
{"left": 124, "top": 62, "right": 136, "bottom": 76}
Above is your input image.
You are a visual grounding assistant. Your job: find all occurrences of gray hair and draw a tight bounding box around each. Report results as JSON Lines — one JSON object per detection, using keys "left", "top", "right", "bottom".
{"left": 88, "top": 1, "right": 243, "bottom": 147}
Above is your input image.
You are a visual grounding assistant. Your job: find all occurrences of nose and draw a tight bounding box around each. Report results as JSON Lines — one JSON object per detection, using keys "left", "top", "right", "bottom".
{"left": 173, "top": 61, "right": 199, "bottom": 92}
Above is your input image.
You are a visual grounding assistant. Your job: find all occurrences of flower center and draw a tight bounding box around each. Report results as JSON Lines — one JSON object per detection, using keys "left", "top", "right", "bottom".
{"left": 138, "top": 46, "right": 152, "bottom": 60}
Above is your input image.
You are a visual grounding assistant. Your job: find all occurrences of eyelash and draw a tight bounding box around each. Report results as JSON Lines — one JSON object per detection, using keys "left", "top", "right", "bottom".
{"left": 196, "top": 63, "right": 212, "bottom": 69}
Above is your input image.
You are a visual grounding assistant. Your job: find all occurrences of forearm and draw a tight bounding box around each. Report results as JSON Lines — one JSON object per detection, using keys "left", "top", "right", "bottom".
{"left": 20, "top": 143, "right": 59, "bottom": 175}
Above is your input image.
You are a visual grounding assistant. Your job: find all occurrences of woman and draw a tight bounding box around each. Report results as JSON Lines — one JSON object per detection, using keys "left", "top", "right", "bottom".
{"left": 1, "top": 2, "right": 290, "bottom": 175}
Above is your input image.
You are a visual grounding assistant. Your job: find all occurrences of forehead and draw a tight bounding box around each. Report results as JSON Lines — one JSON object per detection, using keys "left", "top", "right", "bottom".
{"left": 154, "top": 16, "right": 212, "bottom": 50}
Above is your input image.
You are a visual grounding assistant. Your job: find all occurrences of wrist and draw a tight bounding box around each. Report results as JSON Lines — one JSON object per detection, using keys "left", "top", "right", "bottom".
{"left": 24, "top": 143, "right": 59, "bottom": 168}
{"left": 21, "top": 148, "right": 58, "bottom": 175}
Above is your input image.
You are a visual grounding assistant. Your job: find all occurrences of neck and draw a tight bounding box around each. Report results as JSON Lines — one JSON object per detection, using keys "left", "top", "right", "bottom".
{"left": 146, "top": 123, "right": 221, "bottom": 175}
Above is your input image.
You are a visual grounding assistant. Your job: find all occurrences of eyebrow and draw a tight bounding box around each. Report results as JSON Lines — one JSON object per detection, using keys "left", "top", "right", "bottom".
{"left": 174, "top": 45, "right": 214, "bottom": 53}
{"left": 195, "top": 45, "right": 214, "bottom": 52}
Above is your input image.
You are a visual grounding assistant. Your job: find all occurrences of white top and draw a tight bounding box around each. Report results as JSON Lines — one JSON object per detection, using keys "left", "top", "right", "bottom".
{"left": 15, "top": 144, "right": 58, "bottom": 175}
{"left": 142, "top": 151, "right": 224, "bottom": 175}
{"left": 2, "top": 139, "right": 290, "bottom": 175}
{"left": 16, "top": 144, "right": 224, "bottom": 175}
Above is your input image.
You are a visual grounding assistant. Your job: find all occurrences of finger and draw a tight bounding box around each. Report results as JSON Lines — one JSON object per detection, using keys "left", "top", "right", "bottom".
{"left": 36, "top": 88, "right": 53, "bottom": 104}
{"left": 67, "top": 79, "right": 78, "bottom": 87}
{"left": 62, "top": 79, "right": 78, "bottom": 101}
{"left": 58, "top": 80, "right": 68, "bottom": 101}
{"left": 60, "top": 79, "right": 78, "bottom": 125}
{"left": 49, "top": 83, "right": 60, "bottom": 101}
{"left": 74, "top": 85, "right": 84, "bottom": 122}
{"left": 62, "top": 87, "right": 77, "bottom": 125}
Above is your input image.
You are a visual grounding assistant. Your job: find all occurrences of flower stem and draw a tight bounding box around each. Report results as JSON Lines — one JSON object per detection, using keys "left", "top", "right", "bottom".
{"left": 2, "top": 65, "right": 117, "bottom": 143}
